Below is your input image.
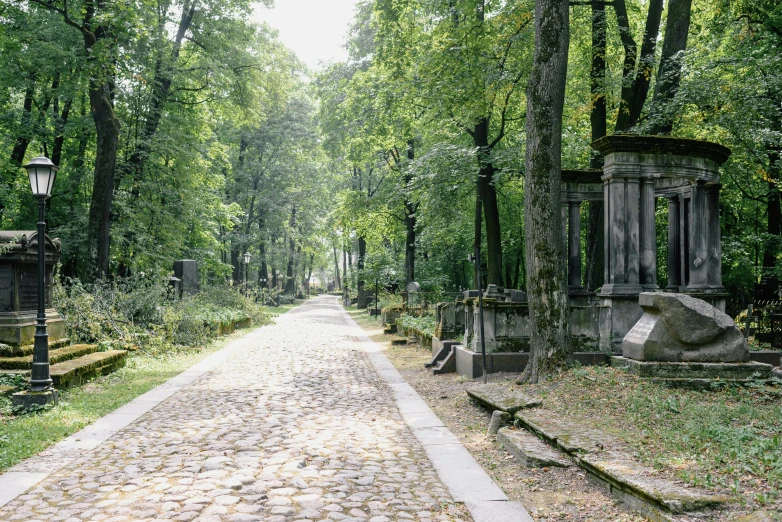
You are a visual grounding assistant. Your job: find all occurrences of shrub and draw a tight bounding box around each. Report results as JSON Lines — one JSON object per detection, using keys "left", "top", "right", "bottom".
{"left": 397, "top": 313, "right": 437, "bottom": 336}
{"left": 53, "top": 275, "right": 271, "bottom": 354}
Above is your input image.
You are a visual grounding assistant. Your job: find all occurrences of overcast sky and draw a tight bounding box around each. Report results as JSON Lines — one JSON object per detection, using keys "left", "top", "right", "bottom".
{"left": 252, "top": 0, "right": 362, "bottom": 71}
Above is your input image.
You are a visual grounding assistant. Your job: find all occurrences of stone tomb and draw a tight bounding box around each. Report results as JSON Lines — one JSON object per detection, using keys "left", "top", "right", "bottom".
{"left": 437, "top": 135, "right": 743, "bottom": 379}
{"left": 615, "top": 292, "right": 772, "bottom": 383}
{"left": 0, "top": 231, "right": 66, "bottom": 353}
{"left": 174, "top": 259, "right": 199, "bottom": 295}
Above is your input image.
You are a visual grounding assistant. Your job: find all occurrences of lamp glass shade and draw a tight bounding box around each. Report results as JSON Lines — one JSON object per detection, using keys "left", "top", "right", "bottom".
{"left": 24, "top": 156, "right": 58, "bottom": 198}
{"left": 243, "top": 252, "right": 251, "bottom": 264}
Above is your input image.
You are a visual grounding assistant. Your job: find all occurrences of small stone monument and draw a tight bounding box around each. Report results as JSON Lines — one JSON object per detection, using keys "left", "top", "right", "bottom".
{"left": 615, "top": 293, "right": 772, "bottom": 383}
{"left": 0, "top": 231, "right": 66, "bottom": 353}
{"left": 174, "top": 260, "right": 199, "bottom": 295}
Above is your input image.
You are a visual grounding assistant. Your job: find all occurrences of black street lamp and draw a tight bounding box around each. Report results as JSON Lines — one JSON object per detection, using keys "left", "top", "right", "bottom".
{"left": 25, "top": 155, "right": 58, "bottom": 393}
{"left": 243, "top": 252, "right": 251, "bottom": 297}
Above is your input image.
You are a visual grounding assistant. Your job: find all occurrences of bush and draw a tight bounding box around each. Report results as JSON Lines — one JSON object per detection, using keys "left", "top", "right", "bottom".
{"left": 397, "top": 313, "right": 436, "bottom": 336}
{"left": 277, "top": 294, "right": 297, "bottom": 305}
{"left": 53, "top": 275, "right": 271, "bottom": 354}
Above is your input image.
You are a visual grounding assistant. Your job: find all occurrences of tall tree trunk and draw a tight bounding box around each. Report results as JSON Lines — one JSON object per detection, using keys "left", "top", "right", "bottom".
{"left": 231, "top": 248, "right": 241, "bottom": 284}
{"left": 86, "top": 77, "right": 121, "bottom": 280}
{"left": 125, "top": 0, "right": 196, "bottom": 192}
{"left": 332, "top": 243, "right": 341, "bottom": 289}
{"left": 764, "top": 147, "right": 782, "bottom": 271}
{"left": 357, "top": 236, "right": 367, "bottom": 307}
{"left": 586, "top": 0, "right": 607, "bottom": 290}
{"left": 285, "top": 208, "right": 297, "bottom": 294}
{"left": 648, "top": 0, "right": 692, "bottom": 135}
{"left": 475, "top": 118, "right": 503, "bottom": 286}
{"left": 474, "top": 184, "right": 483, "bottom": 286}
{"left": 614, "top": 0, "right": 663, "bottom": 132}
{"left": 10, "top": 82, "right": 36, "bottom": 166}
{"left": 521, "top": 0, "right": 571, "bottom": 383}
{"left": 259, "top": 240, "right": 268, "bottom": 288}
{"left": 307, "top": 253, "right": 314, "bottom": 294}
{"left": 404, "top": 140, "right": 417, "bottom": 286}
{"left": 52, "top": 96, "right": 73, "bottom": 167}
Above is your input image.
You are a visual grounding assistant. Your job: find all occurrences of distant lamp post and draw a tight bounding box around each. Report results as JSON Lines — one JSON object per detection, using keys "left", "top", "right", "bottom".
{"left": 25, "top": 155, "right": 58, "bottom": 394}
{"left": 243, "top": 252, "right": 251, "bottom": 296}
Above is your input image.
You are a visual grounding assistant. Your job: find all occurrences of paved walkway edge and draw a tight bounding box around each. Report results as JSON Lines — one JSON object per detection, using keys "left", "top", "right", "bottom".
{"left": 342, "top": 310, "right": 534, "bottom": 522}
{"left": 0, "top": 328, "right": 258, "bottom": 508}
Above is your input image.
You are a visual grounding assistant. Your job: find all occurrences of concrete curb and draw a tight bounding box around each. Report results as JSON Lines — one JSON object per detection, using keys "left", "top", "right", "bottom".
{"left": 342, "top": 305, "right": 534, "bottom": 522}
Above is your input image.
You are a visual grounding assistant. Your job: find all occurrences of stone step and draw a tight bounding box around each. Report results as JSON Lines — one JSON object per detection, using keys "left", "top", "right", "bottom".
{"left": 0, "top": 385, "right": 18, "bottom": 396}
{"left": 466, "top": 386, "right": 542, "bottom": 415}
{"left": 50, "top": 350, "right": 128, "bottom": 388}
{"left": 0, "top": 344, "right": 98, "bottom": 370}
{"left": 497, "top": 427, "right": 571, "bottom": 468}
{"left": 515, "top": 409, "right": 728, "bottom": 517}
{"left": 0, "top": 338, "right": 71, "bottom": 357}
{"left": 432, "top": 349, "right": 456, "bottom": 375}
{"left": 389, "top": 337, "right": 408, "bottom": 346}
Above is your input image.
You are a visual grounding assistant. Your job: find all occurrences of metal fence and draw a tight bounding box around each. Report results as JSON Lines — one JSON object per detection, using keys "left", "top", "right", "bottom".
{"left": 740, "top": 300, "right": 782, "bottom": 349}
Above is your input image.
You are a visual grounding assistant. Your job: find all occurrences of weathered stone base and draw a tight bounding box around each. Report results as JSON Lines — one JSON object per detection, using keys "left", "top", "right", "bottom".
{"left": 454, "top": 347, "right": 611, "bottom": 379}
{"left": 12, "top": 389, "right": 58, "bottom": 410}
{"left": 611, "top": 356, "right": 773, "bottom": 382}
{"left": 466, "top": 385, "right": 541, "bottom": 414}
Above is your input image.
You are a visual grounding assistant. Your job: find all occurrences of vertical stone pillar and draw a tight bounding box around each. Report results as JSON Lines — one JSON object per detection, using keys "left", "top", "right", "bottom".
{"left": 639, "top": 178, "right": 657, "bottom": 289}
{"left": 680, "top": 193, "right": 688, "bottom": 286}
{"left": 603, "top": 181, "right": 610, "bottom": 286}
{"left": 568, "top": 201, "right": 583, "bottom": 289}
{"left": 688, "top": 181, "right": 709, "bottom": 289}
{"left": 562, "top": 203, "right": 568, "bottom": 275}
{"left": 666, "top": 196, "right": 681, "bottom": 291}
{"left": 601, "top": 178, "right": 642, "bottom": 294}
{"left": 706, "top": 183, "right": 724, "bottom": 289}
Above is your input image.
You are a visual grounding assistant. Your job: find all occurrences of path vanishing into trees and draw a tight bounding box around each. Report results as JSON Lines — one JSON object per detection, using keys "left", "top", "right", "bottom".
{"left": 0, "top": 297, "right": 531, "bottom": 522}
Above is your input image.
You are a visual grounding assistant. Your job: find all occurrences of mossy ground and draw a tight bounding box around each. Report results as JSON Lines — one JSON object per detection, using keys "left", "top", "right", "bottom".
{"left": 524, "top": 365, "right": 782, "bottom": 514}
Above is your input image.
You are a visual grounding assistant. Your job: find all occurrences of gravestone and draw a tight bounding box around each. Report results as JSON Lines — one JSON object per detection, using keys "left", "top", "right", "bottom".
{"left": 174, "top": 260, "right": 199, "bottom": 295}
{"left": 0, "top": 231, "right": 66, "bottom": 351}
{"left": 622, "top": 293, "right": 748, "bottom": 362}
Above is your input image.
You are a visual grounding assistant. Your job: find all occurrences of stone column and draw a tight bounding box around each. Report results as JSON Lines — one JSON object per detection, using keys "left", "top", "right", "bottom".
{"left": 688, "top": 181, "right": 709, "bottom": 289}
{"left": 706, "top": 183, "right": 724, "bottom": 289}
{"left": 666, "top": 195, "right": 681, "bottom": 291}
{"left": 601, "top": 178, "right": 642, "bottom": 294}
{"left": 639, "top": 178, "right": 657, "bottom": 289}
{"left": 562, "top": 203, "right": 568, "bottom": 274}
{"left": 603, "top": 181, "right": 610, "bottom": 286}
{"left": 568, "top": 201, "right": 583, "bottom": 289}
{"left": 680, "top": 193, "right": 688, "bottom": 287}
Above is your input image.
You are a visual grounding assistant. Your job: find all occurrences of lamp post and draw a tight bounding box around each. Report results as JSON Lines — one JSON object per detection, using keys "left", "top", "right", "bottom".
{"left": 25, "top": 156, "right": 58, "bottom": 393}
{"left": 243, "top": 252, "right": 251, "bottom": 297}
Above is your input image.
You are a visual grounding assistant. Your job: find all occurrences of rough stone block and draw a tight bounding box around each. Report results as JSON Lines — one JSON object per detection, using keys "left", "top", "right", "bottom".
{"left": 11, "top": 389, "right": 58, "bottom": 410}
{"left": 623, "top": 293, "right": 748, "bottom": 362}
{"left": 174, "top": 260, "right": 200, "bottom": 295}
{"left": 497, "top": 427, "right": 571, "bottom": 468}
{"left": 466, "top": 386, "right": 541, "bottom": 414}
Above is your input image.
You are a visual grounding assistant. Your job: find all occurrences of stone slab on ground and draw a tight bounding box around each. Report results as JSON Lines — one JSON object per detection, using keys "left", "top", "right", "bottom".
{"left": 612, "top": 356, "right": 773, "bottom": 380}
{"left": 515, "top": 409, "right": 616, "bottom": 455}
{"left": 580, "top": 456, "right": 729, "bottom": 514}
{"left": 466, "top": 385, "right": 542, "bottom": 414}
{"left": 497, "top": 427, "right": 571, "bottom": 468}
{"left": 0, "top": 385, "right": 16, "bottom": 395}
{"left": 515, "top": 408, "right": 728, "bottom": 516}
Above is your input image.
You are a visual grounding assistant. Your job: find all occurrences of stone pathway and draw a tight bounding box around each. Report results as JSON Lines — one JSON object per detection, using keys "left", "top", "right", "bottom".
{"left": 0, "top": 297, "right": 494, "bottom": 522}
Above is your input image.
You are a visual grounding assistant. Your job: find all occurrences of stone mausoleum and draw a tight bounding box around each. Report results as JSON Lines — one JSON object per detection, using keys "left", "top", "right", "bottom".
{"left": 430, "top": 135, "right": 740, "bottom": 378}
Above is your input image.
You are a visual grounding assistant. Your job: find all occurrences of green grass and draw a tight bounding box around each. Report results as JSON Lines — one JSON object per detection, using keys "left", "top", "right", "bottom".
{"left": 529, "top": 366, "right": 782, "bottom": 508}
{"left": 0, "top": 331, "right": 250, "bottom": 472}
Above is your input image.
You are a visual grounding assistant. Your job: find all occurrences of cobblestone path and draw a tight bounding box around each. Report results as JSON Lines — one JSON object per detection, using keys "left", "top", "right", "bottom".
{"left": 1, "top": 297, "right": 471, "bottom": 522}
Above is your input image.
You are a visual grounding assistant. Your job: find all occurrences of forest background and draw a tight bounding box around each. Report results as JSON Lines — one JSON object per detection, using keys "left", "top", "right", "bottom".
{"left": 0, "top": 0, "right": 780, "bottom": 314}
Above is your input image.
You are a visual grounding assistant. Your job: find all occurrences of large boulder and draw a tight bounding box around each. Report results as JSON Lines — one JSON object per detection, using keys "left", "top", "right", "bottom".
{"left": 622, "top": 293, "right": 749, "bottom": 362}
